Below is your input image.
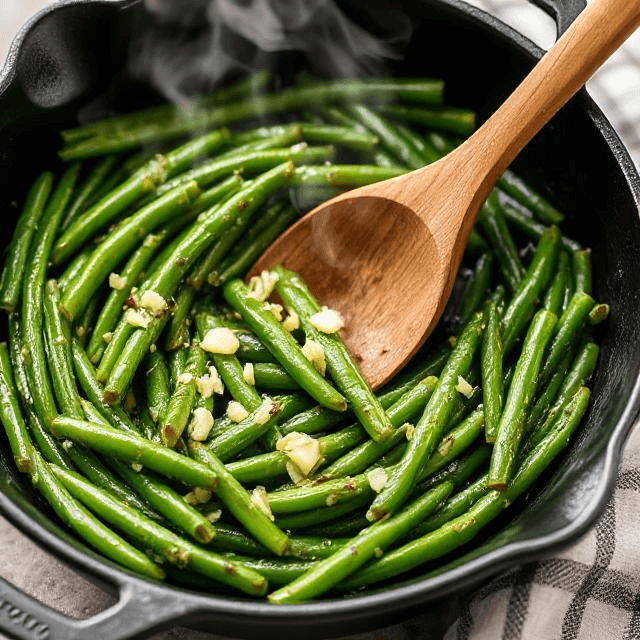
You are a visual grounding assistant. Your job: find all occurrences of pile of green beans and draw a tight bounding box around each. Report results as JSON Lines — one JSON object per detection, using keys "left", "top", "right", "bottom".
{"left": 0, "top": 71, "right": 607, "bottom": 602}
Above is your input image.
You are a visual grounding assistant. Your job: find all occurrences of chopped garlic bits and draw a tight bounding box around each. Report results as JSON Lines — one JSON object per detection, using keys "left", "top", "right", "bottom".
{"left": 302, "top": 338, "right": 326, "bottom": 376}
{"left": 188, "top": 407, "right": 214, "bottom": 441}
{"left": 251, "top": 486, "right": 274, "bottom": 520}
{"left": 243, "top": 362, "right": 255, "bottom": 386}
{"left": 456, "top": 375, "right": 474, "bottom": 399}
{"left": 309, "top": 306, "right": 345, "bottom": 334}
{"left": 227, "top": 401, "right": 249, "bottom": 423}
{"left": 276, "top": 432, "right": 324, "bottom": 481}
{"left": 196, "top": 365, "right": 224, "bottom": 398}
{"left": 367, "top": 467, "right": 389, "bottom": 493}
{"left": 282, "top": 308, "right": 300, "bottom": 332}
{"left": 263, "top": 302, "right": 284, "bottom": 321}
{"left": 125, "top": 308, "right": 150, "bottom": 329}
{"left": 254, "top": 398, "right": 277, "bottom": 425}
{"left": 200, "top": 327, "right": 240, "bottom": 354}
{"left": 177, "top": 372, "right": 194, "bottom": 385}
{"left": 247, "top": 270, "right": 279, "bottom": 302}
{"left": 140, "top": 290, "right": 168, "bottom": 315}
{"left": 108, "top": 273, "right": 126, "bottom": 290}
{"left": 184, "top": 486, "right": 212, "bottom": 506}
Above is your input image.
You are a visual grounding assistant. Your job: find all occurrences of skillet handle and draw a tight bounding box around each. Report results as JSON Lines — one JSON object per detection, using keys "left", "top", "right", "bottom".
{"left": 528, "top": 0, "right": 586, "bottom": 38}
{"left": 0, "top": 574, "right": 197, "bottom": 640}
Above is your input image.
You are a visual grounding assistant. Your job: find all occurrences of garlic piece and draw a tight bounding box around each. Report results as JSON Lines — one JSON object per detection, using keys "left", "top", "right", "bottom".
{"left": 302, "top": 338, "right": 326, "bottom": 376}
{"left": 309, "top": 306, "right": 345, "bottom": 334}
{"left": 247, "top": 270, "right": 279, "bottom": 301}
{"left": 125, "top": 308, "right": 150, "bottom": 329}
{"left": 140, "top": 290, "right": 168, "bottom": 315}
{"left": 188, "top": 407, "right": 214, "bottom": 441}
{"left": 367, "top": 468, "right": 389, "bottom": 493}
{"left": 456, "top": 375, "right": 474, "bottom": 399}
{"left": 251, "top": 486, "right": 274, "bottom": 521}
{"left": 108, "top": 273, "right": 126, "bottom": 290}
{"left": 200, "top": 327, "right": 239, "bottom": 354}
{"left": 227, "top": 401, "right": 249, "bottom": 423}
{"left": 242, "top": 362, "right": 255, "bottom": 386}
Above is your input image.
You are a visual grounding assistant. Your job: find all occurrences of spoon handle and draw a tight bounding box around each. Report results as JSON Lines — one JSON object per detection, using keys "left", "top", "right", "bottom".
{"left": 463, "top": 0, "right": 640, "bottom": 195}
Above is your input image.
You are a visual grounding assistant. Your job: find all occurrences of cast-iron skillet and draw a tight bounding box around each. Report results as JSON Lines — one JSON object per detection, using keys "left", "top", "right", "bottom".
{"left": 0, "top": 0, "right": 639, "bottom": 638}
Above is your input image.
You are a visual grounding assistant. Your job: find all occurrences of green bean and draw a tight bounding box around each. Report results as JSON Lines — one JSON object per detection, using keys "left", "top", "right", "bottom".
{"left": 318, "top": 376, "right": 438, "bottom": 480}
{"left": 573, "top": 248, "right": 593, "bottom": 294}
{"left": 35, "top": 455, "right": 166, "bottom": 580}
{"left": 458, "top": 252, "right": 494, "bottom": 325}
{"left": 208, "top": 397, "right": 283, "bottom": 462}
{"left": 341, "top": 387, "right": 590, "bottom": 590}
{"left": 526, "top": 340, "right": 599, "bottom": 449}
{"left": 188, "top": 442, "right": 289, "bottom": 555}
{"left": 145, "top": 351, "right": 171, "bottom": 423}
{"left": 297, "top": 123, "right": 380, "bottom": 152}
{"left": 60, "top": 180, "right": 201, "bottom": 321}
{"left": 496, "top": 169, "right": 564, "bottom": 225}
{"left": 393, "top": 123, "right": 441, "bottom": 164}
{"left": 60, "top": 79, "right": 445, "bottom": 154}
{"left": 86, "top": 232, "right": 166, "bottom": 362}
{"left": 501, "top": 226, "right": 561, "bottom": 354}
{"left": 477, "top": 191, "right": 524, "bottom": 291}
{"left": 104, "top": 163, "right": 295, "bottom": 404}
{"left": 292, "top": 164, "right": 405, "bottom": 187}
{"left": 61, "top": 70, "right": 272, "bottom": 144}
{"left": 367, "top": 311, "right": 485, "bottom": 521}
{"left": 275, "top": 266, "right": 393, "bottom": 441}
{"left": 51, "top": 464, "right": 268, "bottom": 595}
{"left": 42, "top": 280, "right": 83, "bottom": 418}
{"left": 53, "top": 130, "right": 230, "bottom": 263}
{"left": 50, "top": 416, "right": 218, "bottom": 490}
{"left": 377, "top": 103, "right": 476, "bottom": 136}
{"left": 500, "top": 203, "right": 581, "bottom": 252}
{"left": 481, "top": 299, "right": 504, "bottom": 443}
{"left": 223, "top": 278, "right": 347, "bottom": 412}
{"left": 537, "top": 290, "right": 595, "bottom": 388}
{"left": 210, "top": 206, "right": 299, "bottom": 286}
{"left": 589, "top": 303, "right": 609, "bottom": 325}
{"left": 195, "top": 312, "right": 262, "bottom": 410}
{"left": 268, "top": 480, "right": 452, "bottom": 603}
{"left": 251, "top": 362, "right": 301, "bottom": 391}
{"left": 543, "top": 255, "right": 568, "bottom": 315}
{"left": 0, "top": 172, "right": 54, "bottom": 311}
{"left": 488, "top": 309, "right": 557, "bottom": 489}
{"left": 60, "top": 156, "right": 120, "bottom": 230}
{"left": 0, "top": 342, "right": 35, "bottom": 472}
{"left": 344, "top": 104, "right": 426, "bottom": 169}
{"left": 160, "top": 344, "right": 206, "bottom": 448}
{"left": 22, "top": 166, "right": 79, "bottom": 425}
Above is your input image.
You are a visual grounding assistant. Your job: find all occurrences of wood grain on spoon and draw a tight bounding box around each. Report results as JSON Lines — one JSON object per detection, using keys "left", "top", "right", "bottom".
{"left": 252, "top": 0, "right": 640, "bottom": 390}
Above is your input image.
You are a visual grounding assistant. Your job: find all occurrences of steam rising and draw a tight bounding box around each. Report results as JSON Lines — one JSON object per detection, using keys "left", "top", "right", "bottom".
{"left": 132, "top": 0, "right": 412, "bottom": 103}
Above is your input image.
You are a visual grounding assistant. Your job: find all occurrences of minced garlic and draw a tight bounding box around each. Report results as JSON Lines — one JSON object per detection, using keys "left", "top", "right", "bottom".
{"left": 242, "top": 362, "right": 255, "bottom": 386}
{"left": 456, "top": 375, "right": 474, "bottom": 399}
{"left": 108, "top": 273, "right": 126, "bottom": 290}
{"left": 309, "top": 306, "right": 345, "bottom": 333}
{"left": 200, "top": 327, "right": 239, "bottom": 354}
{"left": 140, "top": 290, "right": 168, "bottom": 315}
{"left": 125, "top": 308, "right": 150, "bottom": 329}
{"left": 227, "top": 401, "right": 249, "bottom": 423}
{"left": 188, "top": 407, "right": 214, "bottom": 441}
{"left": 302, "top": 338, "right": 326, "bottom": 376}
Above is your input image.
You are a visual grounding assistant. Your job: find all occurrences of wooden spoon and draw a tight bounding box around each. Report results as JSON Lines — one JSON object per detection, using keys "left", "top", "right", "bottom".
{"left": 252, "top": 0, "right": 640, "bottom": 390}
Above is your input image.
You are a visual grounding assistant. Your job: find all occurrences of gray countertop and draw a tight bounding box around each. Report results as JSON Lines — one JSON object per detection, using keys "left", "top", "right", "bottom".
{"left": 1, "top": 2, "right": 639, "bottom": 639}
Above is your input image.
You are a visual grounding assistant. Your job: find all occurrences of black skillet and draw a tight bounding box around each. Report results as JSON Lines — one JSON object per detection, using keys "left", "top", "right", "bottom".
{"left": 0, "top": 0, "right": 640, "bottom": 638}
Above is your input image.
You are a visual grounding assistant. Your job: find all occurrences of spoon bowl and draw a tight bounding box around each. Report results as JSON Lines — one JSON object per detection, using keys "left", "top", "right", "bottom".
{"left": 252, "top": 0, "right": 640, "bottom": 389}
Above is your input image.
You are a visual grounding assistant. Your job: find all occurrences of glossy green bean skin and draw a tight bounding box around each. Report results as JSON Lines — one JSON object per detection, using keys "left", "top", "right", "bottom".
{"left": 0, "top": 172, "right": 54, "bottom": 311}
{"left": 223, "top": 278, "right": 347, "bottom": 412}
{"left": 481, "top": 299, "right": 504, "bottom": 443}
{"left": 341, "top": 387, "right": 590, "bottom": 590}
{"left": 488, "top": 309, "right": 557, "bottom": 489}
{"left": 501, "top": 226, "right": 561, "bottom": 354}
{"left": 51, "top": 464, "right": 268, "bottom": 595}
{"left": 50, "top": 417, "right": 218, "bottom": 490}
{"left": 275, "top": 266, "right": 393, "bottom": 441}
{"left": 268, "top": 481, "right": 453, "bottom": 603}
{"left": 367, "top": 311, "right": 485, "bottom": 521}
